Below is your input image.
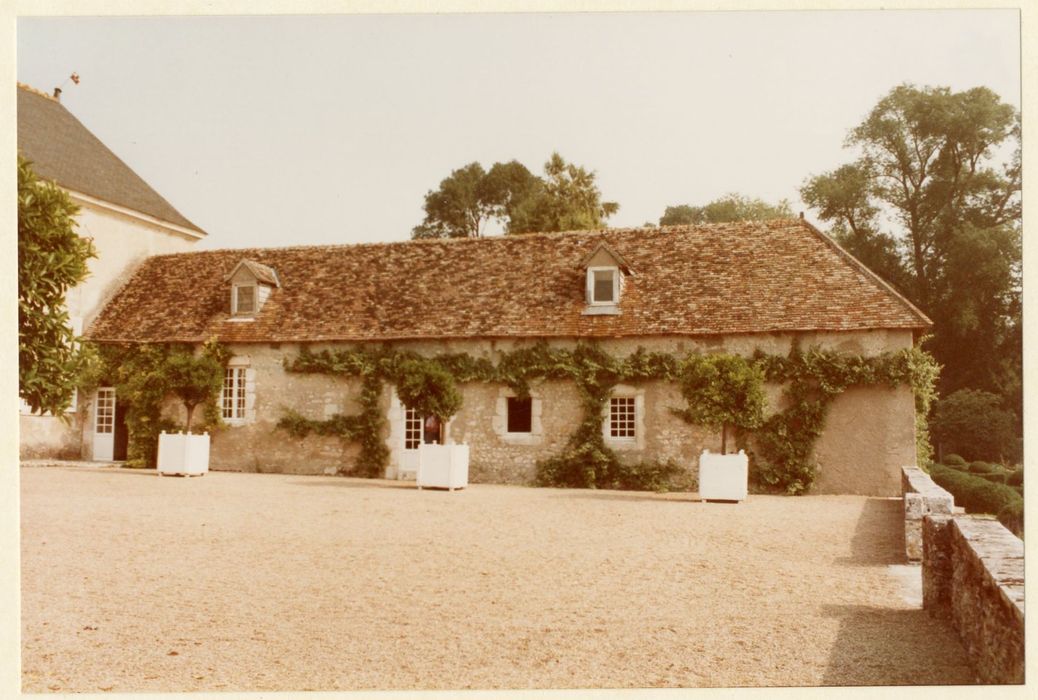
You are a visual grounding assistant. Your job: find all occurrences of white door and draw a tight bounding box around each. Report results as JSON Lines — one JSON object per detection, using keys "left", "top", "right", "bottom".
{"left": 92, "top": 387, "right": 116, "bottom": 461}
{"left": 400, "top": 407, "right": 444, "bottom": 474}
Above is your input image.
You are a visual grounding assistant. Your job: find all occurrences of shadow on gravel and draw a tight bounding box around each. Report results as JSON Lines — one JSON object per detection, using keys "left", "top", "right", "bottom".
{"left": 287, "top": 478, "right": 416, "bottom": 490}
{"left": 836, "top": 497, "right": 905, "bottom": 566}
{"left": 548, "top": 490, "right": 697, "bottom": 504}
{"left": 819, "top": 604, "right": 976, "bottom": 686}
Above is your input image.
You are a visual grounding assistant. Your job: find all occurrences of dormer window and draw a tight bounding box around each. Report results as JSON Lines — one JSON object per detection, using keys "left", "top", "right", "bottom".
{"left": 233, "top": 284, "right": 256, "bottom": 315}
{"left": 581, "top": 242, "right": 632, "bottom": 315}
{"left": 589, "top": 267, "right": 619, "bottom": 305}
{"left": 225, "top": 259, "right": 280, "bottom": 320}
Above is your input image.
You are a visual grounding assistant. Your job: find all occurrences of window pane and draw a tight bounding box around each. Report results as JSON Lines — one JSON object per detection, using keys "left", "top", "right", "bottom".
{"left": 593, "top": 270, "right": 615, "bottom": 302}
{"left": 236, "top": 286, "right": 255, "bottom": 314}
{"left": 609, "top": 397, "right": 636, "bottom": 439}
{"left": 507, "top": 396, "right": 533, "bottom": 433}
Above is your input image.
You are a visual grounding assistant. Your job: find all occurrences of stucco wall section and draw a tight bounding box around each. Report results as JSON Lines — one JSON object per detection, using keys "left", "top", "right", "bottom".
{"left": 811, "top": 385, "right": 917, "bottom": 496}
{"left": 19, "top": 413, "right": 85, "bottom": 460}
{"left": 69, "top": 199, "right": 199, "bottom": 328}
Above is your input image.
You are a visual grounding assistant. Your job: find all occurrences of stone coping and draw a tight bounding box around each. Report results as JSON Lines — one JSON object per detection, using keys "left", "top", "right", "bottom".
{"left": 951, "top": 516, "right": 1025, "bottom": 617}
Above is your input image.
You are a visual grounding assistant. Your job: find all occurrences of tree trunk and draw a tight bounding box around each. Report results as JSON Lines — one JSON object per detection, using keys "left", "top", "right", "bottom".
{"left": 721, "top": 424, "right": 728, "bottom": 455}
{"left": 184, "top": 404, "right": 195, "bottom": 433}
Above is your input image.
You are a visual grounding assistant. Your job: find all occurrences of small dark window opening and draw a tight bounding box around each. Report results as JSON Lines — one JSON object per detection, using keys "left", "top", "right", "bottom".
{"left": 507, "top": 396, "right": 533, "bottom": 433}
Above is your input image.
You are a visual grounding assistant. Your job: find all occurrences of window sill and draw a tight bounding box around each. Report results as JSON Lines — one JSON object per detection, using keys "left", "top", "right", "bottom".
{"left": 582, "top": 305, "right": 620, "bottom": 316}
{"left": 227, "top": 317, "right": 256, "bottom": 323}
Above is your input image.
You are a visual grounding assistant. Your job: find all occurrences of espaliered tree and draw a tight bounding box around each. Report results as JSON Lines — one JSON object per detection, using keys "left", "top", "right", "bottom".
{"left": 675, "top": 354, "right": 766, "bottom": 454}
{"left": 18, "top": 155, "right": 97, "bottom": 416}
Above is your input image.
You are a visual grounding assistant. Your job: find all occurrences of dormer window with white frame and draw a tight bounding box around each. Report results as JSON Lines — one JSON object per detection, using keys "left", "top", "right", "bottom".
{"left": 581, "top": 242, "right": 632, "bottom": 316}
{"left": 588, "top": 266, "right": 620, "bottom": 305}
{"left": 225, "top": 259, "right": 280, "bottom": 320}
{"left": 232, "top": 284, "right": 256, "bottom": 316}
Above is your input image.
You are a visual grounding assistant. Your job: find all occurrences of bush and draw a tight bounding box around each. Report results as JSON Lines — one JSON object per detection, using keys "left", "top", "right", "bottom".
{"left": 976, "top": 471, "right": 1006, "bottom": 485}
{"left": 929, "top": 464, "right": 1023, "bottom": 536}
{"left": 998, "top": 500, "right": 1024, "bottom": 537}
{"left": 1006, "top": 469, "right": 1024, "bottom": 487}
{"left": 535, "top": 447, "right": 686, "bottom": 492}
{"left": 942, "top": 453, "right": 967, "bottom": 467}
{"left": 968, "top": 461, "right": 1003, "bottom": 475}
{"left": 931, "top": 389, "right": 1018, "bottom": 463}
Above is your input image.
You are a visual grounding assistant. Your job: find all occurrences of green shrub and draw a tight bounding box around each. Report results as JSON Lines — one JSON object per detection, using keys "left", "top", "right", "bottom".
{"left": 1006, "top": 469, "right": 1024, "bottom": 487}
{"left": 968, "top": 461, "right": 1003, "bottom": 475}
{"left": 929, "top": 464, "right": 1023, "bottom": 536}
{"left": 997, "top": 501, "right": 1024, "bottom": 538}
{"left": 942, "top": 453, "right": 967, "bottom": 467}
{"left": 976, "top": 471, "right": 1007, "bottom": 485}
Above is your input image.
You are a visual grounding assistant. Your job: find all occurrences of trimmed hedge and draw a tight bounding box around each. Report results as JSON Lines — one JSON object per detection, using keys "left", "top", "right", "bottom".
{"left": 929, "top": 464, "right": 1023, "bottom": 537}
{"left": 943, "top": 454, "right": 967, "bottom": 467}
{"left": 968, "top": 461, "right": 1003, "bottom": 474}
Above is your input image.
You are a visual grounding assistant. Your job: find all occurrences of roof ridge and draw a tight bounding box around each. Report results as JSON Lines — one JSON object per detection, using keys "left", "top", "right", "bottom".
{"left": 17, "top": 82, "right": 58, "bottom": 101}
{"left": 147, "top": 219, "right": 800, "bottom": 260}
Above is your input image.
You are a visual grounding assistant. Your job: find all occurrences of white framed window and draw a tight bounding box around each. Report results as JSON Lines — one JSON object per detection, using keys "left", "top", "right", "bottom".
{"left": 587, "top": 266, "right": 620, "bottom": 305}
{"left": 222, "top": 367, "right": 247, "bottom": 421}
{"left": 232, "top": 284, "right": 256, "bottom": 316}
{"left": 609, "top": 397, "right": 636, "bottom": 439}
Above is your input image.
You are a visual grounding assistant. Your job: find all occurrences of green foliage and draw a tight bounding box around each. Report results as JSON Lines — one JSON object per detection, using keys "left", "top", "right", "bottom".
{"left": 943, "top": 453, "right": 966, "bottom": 467}
{"left": 279, "top": 341, "right": 937, "bottom": 493}
{"left": 659, "top": 193, "right": 793, "bottom": 226}
{"left": 967, "top": 461, "right": 1002, "bottom": 475}
{"left": 675, "top": 354, "right": 765, "bottom": 454}
{"left": 394, "top": 359, "right": 462, "bottom": 422}
{"left": 18, "top": 155, "right": 98, "bottom": 416}
{"left": 90, "top": 341, "right": 228, "bottom": 468}
{"left": 929, "top": 463, "right": 1023, "bottom": 537}
{"left": 801, "top": 84, "right": 1021, "bottom": 433}
{"left": 932, "top": 389, "right": 1018, "bottom": 463}
{"left": 751, "top": 344, "right": 939, "bottom": 494}
{"left": 412, "top": 153, "right": 618, "bottom": 238}
{"left": 1006, "top": 468, "right": 1024, "bottom": 487}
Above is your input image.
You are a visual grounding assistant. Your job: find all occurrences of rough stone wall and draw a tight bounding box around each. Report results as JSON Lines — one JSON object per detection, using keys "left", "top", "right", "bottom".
{"left": 105, "top": 328, "right": 918, "bottom": 494}
{"left": 922, "top": 514, "right": 1025, "bottom": 684}
{"left": 199, "top": 345, "right": 365, "bottom": 475}
{"left": 901, "top": 466, "right": 955, "bottom": 561}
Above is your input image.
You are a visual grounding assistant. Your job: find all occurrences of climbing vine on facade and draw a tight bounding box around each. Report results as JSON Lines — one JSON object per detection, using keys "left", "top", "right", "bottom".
{"left": 274, "top": 341, "right": 939, "bottom": 494}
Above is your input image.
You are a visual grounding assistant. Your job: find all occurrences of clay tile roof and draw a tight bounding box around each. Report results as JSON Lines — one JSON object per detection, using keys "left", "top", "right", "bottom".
{"left": 226, "top": 259, "right": 280, "bottom": 287}
{"left": 16, "top": 83, "right": 206, "bottom": 235}
{"left": 86, "top": 219, "right": 931, "bottom": 344}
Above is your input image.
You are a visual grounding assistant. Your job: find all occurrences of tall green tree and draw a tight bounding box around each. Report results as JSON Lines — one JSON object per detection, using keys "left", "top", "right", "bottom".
{"left": 659, "top": 193, "right": 793, "bottom": 226}
{"left": 412, "top": 153, "right": 618, "bottom": 238}
{"left": 18, "top": 156, "right": 97, "bottom": 416}
{"left": 800, "top": 84, "right": 1021, "bottom": 410}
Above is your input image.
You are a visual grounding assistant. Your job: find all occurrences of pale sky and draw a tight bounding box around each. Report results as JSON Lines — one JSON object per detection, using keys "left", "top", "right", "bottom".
{"left": 16, "top": 10, "right": 1021, "bottom": 250}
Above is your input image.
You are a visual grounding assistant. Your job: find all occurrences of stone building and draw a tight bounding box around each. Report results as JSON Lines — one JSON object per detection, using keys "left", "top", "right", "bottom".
{"left": 86, "top": 218, "right": 930, "bottom": 495}
{"left": 17, "top": 83, "right": 207, "bottom": 459}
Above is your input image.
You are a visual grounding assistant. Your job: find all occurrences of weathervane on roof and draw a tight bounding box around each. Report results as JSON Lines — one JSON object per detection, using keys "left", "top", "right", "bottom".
{"left": 52, "top": 72, "right": 80, "bottom": 101}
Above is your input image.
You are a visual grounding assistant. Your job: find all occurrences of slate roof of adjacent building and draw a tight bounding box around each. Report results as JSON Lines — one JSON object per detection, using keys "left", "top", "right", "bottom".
{"left": 16, "top": 83, "right": 206, "bottom": 235}
{"left": 87, "top": 219, "right": 931, "bottom": 344}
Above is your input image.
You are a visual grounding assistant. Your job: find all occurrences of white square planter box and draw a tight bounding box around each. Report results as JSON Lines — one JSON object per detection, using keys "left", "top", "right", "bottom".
{"left": 417, "top": 443, "right": 469, "bottom": 491}
{"left": 157, "top": 432, "right": 210, "bottom": 477}
{"left": 698, "top": 449, "right": 748, "bottom": 502}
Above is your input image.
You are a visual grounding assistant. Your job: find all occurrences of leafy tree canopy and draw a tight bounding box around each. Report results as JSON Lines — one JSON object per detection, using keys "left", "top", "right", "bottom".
{"left": 800, "top": 84, "right": 1021, "bottom": 415}
{"left": 18, "top": 155, "right": 97, "bottom": 416}
{"left": 931, "top": 389, "right": 1019, "bottom": 464}
{"left": 412, "top": 152, "right": 618, "bottom": 238}
{"left": 659, "top": 193, "right": 793, "bottom": 226}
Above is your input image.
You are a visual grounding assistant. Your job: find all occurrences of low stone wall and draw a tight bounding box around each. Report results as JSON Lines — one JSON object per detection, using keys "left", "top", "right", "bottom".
{"left": 922, "top": 514, "right": 1024, "bottom": 684}
{"left": 901, "top": 466, "right": 955, "bottom": 561}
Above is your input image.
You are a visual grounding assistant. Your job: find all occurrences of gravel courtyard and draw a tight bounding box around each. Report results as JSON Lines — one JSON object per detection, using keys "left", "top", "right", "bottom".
{"left": 21, "top": 465, "right": 976, "bottom": 692}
